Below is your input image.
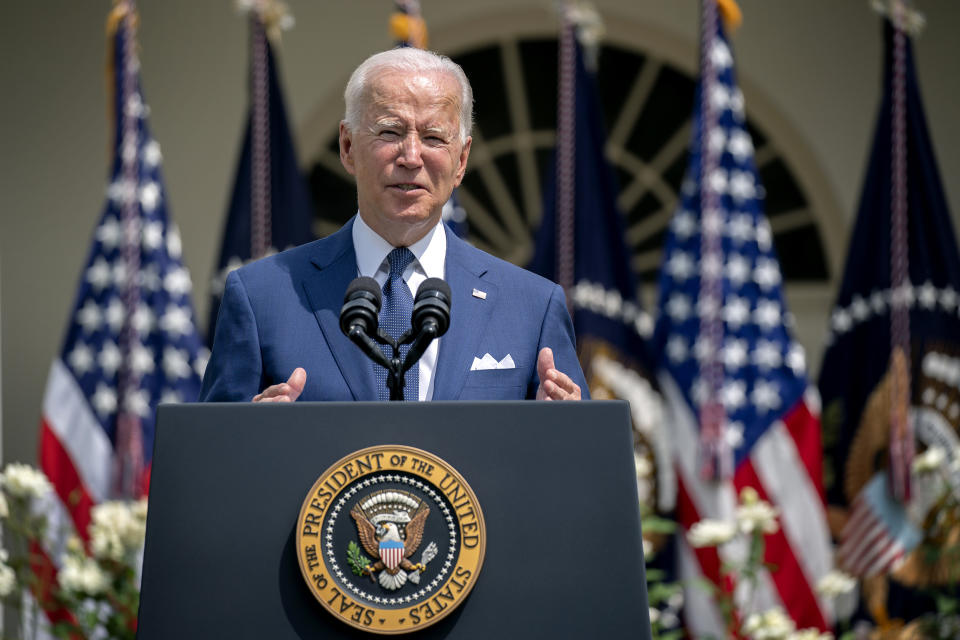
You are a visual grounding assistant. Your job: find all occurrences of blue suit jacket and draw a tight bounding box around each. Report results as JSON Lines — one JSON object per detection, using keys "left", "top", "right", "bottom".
{"left": 199, "top": 219, "right": 587, "bottom": 401}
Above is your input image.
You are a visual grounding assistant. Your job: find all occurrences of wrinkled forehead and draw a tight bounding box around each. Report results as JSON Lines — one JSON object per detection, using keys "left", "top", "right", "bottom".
{"left": 362, "top": 69, "right": 461, "bottom": 124}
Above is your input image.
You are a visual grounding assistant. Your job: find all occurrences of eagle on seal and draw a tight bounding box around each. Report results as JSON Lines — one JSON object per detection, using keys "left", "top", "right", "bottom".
{"left": 350, "top": 503, "right": 429, "bottom": 582}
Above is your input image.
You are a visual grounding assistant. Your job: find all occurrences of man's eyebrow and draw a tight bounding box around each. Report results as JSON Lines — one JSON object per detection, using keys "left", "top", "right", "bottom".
{"left": 372, "top": 118, "right": 404, "bottom": 128}
{"left": 422, "top": 125, "right": 451, "bottom": 136}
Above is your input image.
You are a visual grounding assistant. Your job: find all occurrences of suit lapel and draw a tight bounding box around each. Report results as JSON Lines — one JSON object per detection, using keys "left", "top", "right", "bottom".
{"left": 433, "top": 229, "right": 497, "bottom": 400}
{"left": 301, "top": 219, "right": 377, "bottom": 400}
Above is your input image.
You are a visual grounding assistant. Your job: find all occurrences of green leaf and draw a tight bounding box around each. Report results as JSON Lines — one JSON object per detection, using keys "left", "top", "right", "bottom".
{"left": 347, "top": 540, "right": 372, "bottom": 577}
{"left": 645, "top": 568, "right": 666, "bottom": 582}
{"left": 642, "top": 517, "right": 678, "bottom": 534}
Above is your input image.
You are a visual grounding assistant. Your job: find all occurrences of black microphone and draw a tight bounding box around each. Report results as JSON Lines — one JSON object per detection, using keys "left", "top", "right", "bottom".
{"left": 339, "top": 277, "right": 381, "bottom": 336}
{"left": 401, "top": 278, "right": 452, "bottom": 373}
{"left": 340, "top": 277, "right": 391, "bottom": 370}
{"left": 411, "top": 278, "right": 451, "bottom": 337}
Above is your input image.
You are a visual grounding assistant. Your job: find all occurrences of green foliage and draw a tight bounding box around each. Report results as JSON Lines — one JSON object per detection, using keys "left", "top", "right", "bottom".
{"left": 347, "top": 541, "right": 371, "bottom": 577}
{"left": 641, "top": 515, "right": 677, "bottom": 535}
{"left": 644, "top": 512, "right": 684, "bottom": 640}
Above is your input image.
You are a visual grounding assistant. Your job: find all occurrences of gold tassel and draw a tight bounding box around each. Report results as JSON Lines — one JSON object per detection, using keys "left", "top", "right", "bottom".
{"left": 389, "top": 13, "right": 428, "bottom": 49}
{"left": 717, "top": 0, "right": 743, "bottom": 32}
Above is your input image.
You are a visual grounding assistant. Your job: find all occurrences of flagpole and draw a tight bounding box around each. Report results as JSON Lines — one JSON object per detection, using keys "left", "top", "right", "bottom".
{"left": 115, "top": 0, "right": 145, "bottom": 498}
{"left": 696, "top": 0, "right": 731, "bottom": 481}
{"left": 555, "top": 2, "right": 576, "bottom": 305}
{"left": 251, "top": 2, "right": 272, "bottom": 260}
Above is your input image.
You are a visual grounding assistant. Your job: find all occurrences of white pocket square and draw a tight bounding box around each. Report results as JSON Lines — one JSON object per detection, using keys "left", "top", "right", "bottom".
{"left": 470, "top": 353, "right": 515, "bottom": 370}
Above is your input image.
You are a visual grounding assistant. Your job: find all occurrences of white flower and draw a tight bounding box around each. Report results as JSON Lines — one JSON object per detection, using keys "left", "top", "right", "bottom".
{"left": 787, "top": 629, "right": 834, "bottom": 640}
{"left": 635, "top": 451, "right": 653, "bottom": 478}
{"left": 58, "top": 554, "right": 108, "bottom": 596}
{"left": 816, "top": 570, "right": 857, "bottom": 598}
{"left": 90, "top": 500, "right": 147, "bottom": 561}
{"left": 742, "top": 606, "right": 796, "bottom": 639}
{"left": 1, "top": 463, "right": 52, "bottom": 499}
{"left": 736, "top": 489, "right": 779, "bottom": 535}
{"left": 643, "top": 538, "right": 653, "bottom": 558}
{"left": 0, "top": 562, "right": 14, "bottom": 597}
{"left": 913, "top": 446, "right": 946, "bottom": 474}
{"left": 132, "top": 497, "right": 148, "bottom": 523}
{"left": 0, "top": 493, "right": 8, "bottom": 518}
{"left": 687, "top": 519, "right": 736, "bottom": 548}
{"left": 649, "top": 607, "right": 660, "bottom": 624}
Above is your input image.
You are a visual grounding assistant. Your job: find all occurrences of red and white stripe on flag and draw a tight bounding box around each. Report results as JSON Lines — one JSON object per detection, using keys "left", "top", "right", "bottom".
{"left": 837, "top": 473, "right": 921, "bottom": 577}
{"left": 662, "top": 375, "right": 835, "bottom": 634}
{"left": 31, "top": 359, "right": 117, "bottom": 632}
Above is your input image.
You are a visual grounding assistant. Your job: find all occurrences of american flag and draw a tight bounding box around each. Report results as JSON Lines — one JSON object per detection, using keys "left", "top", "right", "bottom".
{"left": 651, "top": 3, "right": 832, "bottom": 632}
{"left": 35, "top": 0, "right": 206, "bottom": 620}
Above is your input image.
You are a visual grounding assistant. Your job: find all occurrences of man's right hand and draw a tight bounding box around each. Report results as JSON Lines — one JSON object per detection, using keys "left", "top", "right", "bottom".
{"left": 253, "top": 367, "right": 307, "bottom": 402}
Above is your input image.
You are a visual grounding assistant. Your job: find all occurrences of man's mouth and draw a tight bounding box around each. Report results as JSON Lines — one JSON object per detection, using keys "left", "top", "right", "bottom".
{"left": 391, "top": 183, "right": 424, "bottom": 192}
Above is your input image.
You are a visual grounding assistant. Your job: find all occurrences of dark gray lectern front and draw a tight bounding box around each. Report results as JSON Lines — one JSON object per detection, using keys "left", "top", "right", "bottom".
{"left": 138, "top": 401, "right": 650, "bottom": 638}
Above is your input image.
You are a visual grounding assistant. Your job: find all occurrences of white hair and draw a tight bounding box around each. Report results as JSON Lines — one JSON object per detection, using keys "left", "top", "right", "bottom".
{"left": 343, "top": 48, "right": 474, "bottom": 144}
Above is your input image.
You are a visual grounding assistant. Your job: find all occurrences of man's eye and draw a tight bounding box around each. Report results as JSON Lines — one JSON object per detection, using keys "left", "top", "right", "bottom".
{"left": 380, "top": 130, "right": 401, "bottom": 139}
{"left": 424, "top": 136, "right": 446, "bottom": 145}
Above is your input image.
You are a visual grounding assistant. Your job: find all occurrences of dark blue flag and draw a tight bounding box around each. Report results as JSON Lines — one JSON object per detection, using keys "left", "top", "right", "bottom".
{"left": 528, "top": 29, "right": 672, "bottom": 625}
{"left": 529, "top": 38, "right": 655, "bottom": 378}
{"left": 819, "top": 16, "right": 960, "bottom": 620}
{"left": 207, "top": 17, "right": 314, "bottom": 343}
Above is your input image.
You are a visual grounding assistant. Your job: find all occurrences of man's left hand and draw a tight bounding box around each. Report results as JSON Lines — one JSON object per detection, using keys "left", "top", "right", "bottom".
{"left": 536, "top": 347, "right": 582, "bottom": 401}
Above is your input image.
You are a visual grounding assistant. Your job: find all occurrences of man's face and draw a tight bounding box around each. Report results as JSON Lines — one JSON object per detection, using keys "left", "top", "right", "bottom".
{"left": 340, "top": 69, "right": 472, "bottom": 247}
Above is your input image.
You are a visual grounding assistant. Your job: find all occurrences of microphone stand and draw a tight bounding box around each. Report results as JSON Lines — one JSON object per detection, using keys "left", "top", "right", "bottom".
{"left": 346, "top": 325, "right": 434, "bottom": 401}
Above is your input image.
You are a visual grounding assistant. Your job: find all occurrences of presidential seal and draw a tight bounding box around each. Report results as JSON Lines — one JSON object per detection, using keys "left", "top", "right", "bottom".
{"left": 296, "top": 445, "right": 486, "bottom": 634}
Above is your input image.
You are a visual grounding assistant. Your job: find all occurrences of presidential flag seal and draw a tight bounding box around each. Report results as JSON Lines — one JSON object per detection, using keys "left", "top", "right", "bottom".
{"left": 296, "top": 445, "right": 486, "bottom": 634}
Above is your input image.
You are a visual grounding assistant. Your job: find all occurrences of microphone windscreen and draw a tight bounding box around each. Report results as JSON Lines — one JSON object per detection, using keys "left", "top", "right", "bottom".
{"left": 345, "top": 276, "right": 382, "bottom": 305}
{"left": 412, "top": 278, "right": 452, "bottom": 337}
{"left": 343, "top": 276, "right": 382, "bottom": 307}
{"left": 340, "top": 276, "right": 382, "bottom": 336}
{"left": 416, "top": 278, "right": 451, "bottom": 304}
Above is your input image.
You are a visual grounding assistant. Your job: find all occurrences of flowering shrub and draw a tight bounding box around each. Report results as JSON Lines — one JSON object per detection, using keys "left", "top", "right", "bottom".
{"left": 686, "top": 487, "right": 834, "bottom": 640}
{"left": 0, "top": 462, "right": 146, "bottom": 640}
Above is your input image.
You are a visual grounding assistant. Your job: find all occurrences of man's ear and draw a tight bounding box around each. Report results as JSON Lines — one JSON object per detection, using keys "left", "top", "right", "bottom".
{"left": 453, "top": 136, "right": 472, "bottom": 187}
{"left": 339, "top": 121, "right": 356, "bottom": 176}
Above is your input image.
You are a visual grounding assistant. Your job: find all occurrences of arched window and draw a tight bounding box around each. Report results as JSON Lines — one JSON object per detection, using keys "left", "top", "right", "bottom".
{"left": 305, "top": 36, "right": 833, "bottom": 290}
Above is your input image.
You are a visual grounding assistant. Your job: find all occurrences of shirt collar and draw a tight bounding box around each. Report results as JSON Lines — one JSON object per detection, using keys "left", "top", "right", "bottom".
{"left": 352, "top": 213, "right": 446, "bottom": 280}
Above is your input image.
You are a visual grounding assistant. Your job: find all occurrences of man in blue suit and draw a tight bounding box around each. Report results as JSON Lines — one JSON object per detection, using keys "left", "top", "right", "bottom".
{"left": 200, "top": 48, "right": 586, "bottom": 403}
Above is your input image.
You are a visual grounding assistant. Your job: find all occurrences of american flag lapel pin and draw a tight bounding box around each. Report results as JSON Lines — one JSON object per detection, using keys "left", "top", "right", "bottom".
{"left": 471, "top": 288, "right": 487, "bottom": 300}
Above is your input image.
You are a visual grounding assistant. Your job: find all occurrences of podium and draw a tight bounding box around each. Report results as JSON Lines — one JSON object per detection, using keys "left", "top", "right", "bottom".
{"left": 137, "top": 401, "right": 651, "bottom": 638}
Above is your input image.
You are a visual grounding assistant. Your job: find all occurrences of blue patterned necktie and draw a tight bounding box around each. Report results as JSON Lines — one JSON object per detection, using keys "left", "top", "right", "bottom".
{"left": 376, "top": 247, "right": 418, "bottom": 401}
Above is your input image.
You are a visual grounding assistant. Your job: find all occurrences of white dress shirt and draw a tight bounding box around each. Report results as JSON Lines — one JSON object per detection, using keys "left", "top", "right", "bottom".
{"left": 352, "top": 214, "right": 446, "bottom": 401}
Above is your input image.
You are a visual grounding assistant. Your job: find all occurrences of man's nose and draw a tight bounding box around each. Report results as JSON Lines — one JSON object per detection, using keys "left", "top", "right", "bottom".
{"left": 397, "top": 133, "right": 423, "bottom": 167}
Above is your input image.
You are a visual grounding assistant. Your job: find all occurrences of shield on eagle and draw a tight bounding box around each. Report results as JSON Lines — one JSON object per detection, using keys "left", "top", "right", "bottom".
{"left": 379, "top": 538, "right": 405, "bottom": 571}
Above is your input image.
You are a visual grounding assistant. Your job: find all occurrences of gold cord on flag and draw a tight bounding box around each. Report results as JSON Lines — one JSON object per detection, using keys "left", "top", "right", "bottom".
{"left": 887, "top": 0, "right": 915, "bottom": 502}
